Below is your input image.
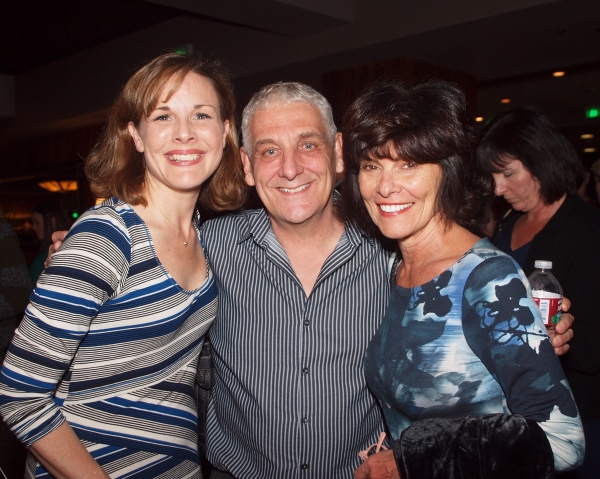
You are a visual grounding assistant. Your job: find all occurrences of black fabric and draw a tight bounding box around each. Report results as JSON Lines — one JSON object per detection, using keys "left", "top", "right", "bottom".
{"left": 492, "top": 195, "right": 600, "bottom": 424}
{"left": 196, "top": 334, "right": 214, "bottom": 455}
{"left": 393, "top": 414, "right": 554, "bottom": 479}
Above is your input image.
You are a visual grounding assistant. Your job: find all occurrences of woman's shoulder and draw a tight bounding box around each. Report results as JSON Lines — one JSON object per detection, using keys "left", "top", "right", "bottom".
{"left": 0, "top": 219, "right": 16, "bottom": 240}
{"left": 75, "top": 198, "right": 142, "bottom": 231}
{"left": 563, "top": 195, "right": 600, "bottom": 224}
{"left": 457, "top": 238, "right": 524, "bottom": 283}
{"left": 66, "top": 198, "right": 141, "bottom": 252}
{"left": 465, "top": 238, "right": 518, "bottom": 264}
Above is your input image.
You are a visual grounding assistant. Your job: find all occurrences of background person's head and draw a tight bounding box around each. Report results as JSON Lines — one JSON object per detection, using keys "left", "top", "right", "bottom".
{"left": 477, "top": 106, "right": 583, "bottom": 211}
{"left": 85, "top": 53, "right": 246, "bottom": 211}
{"left": 31, "top": 202, "right": 71, "bottom": 249}
{"left": 342, "top": 79, "right": 491, "bottom": 238}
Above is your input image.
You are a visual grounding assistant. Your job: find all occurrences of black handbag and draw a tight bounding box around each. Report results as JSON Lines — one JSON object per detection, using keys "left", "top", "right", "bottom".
{"left": 196, "top": 334, "right": 214, "bottom": 455}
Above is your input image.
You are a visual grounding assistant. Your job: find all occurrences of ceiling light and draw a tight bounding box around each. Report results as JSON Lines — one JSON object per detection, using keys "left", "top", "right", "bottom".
{"left": 38, "top": 181, "right": 78, "bottom": 192}
{"left": 475, "top": 116, "right": 484, "bottom": 122}
{"left": 581, "top": 134, "right": 594, "bottom": 139}
{"left": 584, "top": 148, "right": 596, "bottom": 153}
{"left": 553, "top": 71, "right": 565, "bottom": 77}
{"left": 501, "top": 98, "right": 511, "bottom": 104}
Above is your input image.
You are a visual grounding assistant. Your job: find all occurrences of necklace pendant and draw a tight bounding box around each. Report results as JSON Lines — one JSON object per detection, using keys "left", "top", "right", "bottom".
{"left": 184, "top": 241, "right": 188, "bottom": 247}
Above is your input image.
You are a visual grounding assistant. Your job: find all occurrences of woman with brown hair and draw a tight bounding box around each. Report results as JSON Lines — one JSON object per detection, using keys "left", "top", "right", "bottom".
{"left": 0, "top": 53, "right": 246, "bottom": 478}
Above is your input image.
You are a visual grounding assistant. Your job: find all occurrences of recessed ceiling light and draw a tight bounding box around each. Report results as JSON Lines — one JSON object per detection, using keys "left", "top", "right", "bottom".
{"left": 584, "top": 148, "right": 596, "bottom": 153}
{"left": 475, "top": 117, "right": 484, "bottom": 122}
{"left": 501, "top": 98, "right": 511, "bottom": 104}
{"left": 553, "top": 71, "right": 565, "bottom": 77}
{"left": 581, "top": 133, "right": 594, "bottom": 139}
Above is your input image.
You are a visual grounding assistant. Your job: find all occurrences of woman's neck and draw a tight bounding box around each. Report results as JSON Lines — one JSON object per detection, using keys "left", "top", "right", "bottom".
{"left": 510, "top": 194, "right": 566, "bottom": 250}
{"left": 521, "top": 194, "right": 566, "bottom": 224}
{"left": 397, "top": 219, "right": 480, "bottom": 288}
{"left": 143, "top": 183, "right": 199, "bottom": 224}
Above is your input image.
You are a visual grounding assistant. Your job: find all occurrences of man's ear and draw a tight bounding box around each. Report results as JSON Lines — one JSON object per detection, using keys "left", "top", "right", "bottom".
{"left": 334, "top": 132, "right": 344, "bottom": 175}
{"left": 128, "top": 122, "right": 145, "bottom": 153}
{"left": 240, "top": 147, "right": 255, "bottom": 186}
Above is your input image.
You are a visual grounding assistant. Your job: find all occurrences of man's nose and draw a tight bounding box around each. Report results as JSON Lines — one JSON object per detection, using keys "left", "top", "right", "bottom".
{"left": 279, "top": 149, "right": 303, "bottom": 180}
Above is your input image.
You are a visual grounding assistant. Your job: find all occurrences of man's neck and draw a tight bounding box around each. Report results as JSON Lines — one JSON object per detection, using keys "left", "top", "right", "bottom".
{"left": 269, "top": 210, "right": 345, "bottom": 297}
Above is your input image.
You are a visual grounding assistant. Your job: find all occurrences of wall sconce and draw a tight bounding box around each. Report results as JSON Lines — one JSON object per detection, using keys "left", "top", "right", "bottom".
{"left": 38, "top": 181, "right": 78, "bottom": 192}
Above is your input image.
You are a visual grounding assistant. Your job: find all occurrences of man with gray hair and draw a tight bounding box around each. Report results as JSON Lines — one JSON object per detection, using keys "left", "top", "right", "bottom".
{"left": 202, "top": 82, "right": 392, "bottom": 478}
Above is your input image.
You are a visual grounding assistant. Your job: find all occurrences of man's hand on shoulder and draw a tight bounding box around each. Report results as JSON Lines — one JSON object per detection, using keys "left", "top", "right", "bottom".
{"left": 44, "top": 230, "right": 69, "bottom": 268}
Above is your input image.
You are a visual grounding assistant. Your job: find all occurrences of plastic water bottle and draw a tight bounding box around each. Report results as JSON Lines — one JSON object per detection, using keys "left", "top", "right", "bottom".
{"left": 528, "top": 260, "right": 563, "bottom": 327}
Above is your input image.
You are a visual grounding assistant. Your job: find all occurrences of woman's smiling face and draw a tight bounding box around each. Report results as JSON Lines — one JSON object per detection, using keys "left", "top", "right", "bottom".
{"left": 127, "top": 72, "right": 229, "bottom": 195}
{"left": 359, "top": 156, "right": 443, "bottom": 242}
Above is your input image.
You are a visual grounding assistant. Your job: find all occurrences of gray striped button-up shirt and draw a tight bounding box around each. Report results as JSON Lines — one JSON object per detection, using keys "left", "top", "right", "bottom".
{"left": 203, "top": 207, "right": 393, "bottom": 479}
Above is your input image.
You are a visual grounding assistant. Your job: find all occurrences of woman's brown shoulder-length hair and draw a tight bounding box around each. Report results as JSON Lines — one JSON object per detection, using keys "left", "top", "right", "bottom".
{"left": 85, "top": 53, "right": 247, "bottom": 211}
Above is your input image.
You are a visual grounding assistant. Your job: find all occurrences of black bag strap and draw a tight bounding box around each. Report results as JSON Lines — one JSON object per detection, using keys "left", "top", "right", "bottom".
{"left": 196, "top": 334, "right": 214, "bottom": 455}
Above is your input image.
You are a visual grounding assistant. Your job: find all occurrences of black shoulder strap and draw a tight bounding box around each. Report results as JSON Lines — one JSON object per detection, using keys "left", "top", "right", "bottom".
{"left": 196, "top": 334, "right": 214, "bottom": 455}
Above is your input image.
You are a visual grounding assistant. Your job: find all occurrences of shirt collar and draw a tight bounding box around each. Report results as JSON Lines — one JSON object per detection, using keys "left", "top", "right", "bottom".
{"left": 236, "top": 191, "right": 379, "bottom": 250}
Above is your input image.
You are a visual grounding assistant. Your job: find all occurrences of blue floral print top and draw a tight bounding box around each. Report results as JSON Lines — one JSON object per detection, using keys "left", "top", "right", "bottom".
{"left": 365, "top": 238, "right": 584, "bottom": 471}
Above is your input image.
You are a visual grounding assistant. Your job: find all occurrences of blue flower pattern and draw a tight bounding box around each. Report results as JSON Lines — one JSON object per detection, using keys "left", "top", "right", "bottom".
{"left": 364, "top": 238, "right": 583, "bottom": 470}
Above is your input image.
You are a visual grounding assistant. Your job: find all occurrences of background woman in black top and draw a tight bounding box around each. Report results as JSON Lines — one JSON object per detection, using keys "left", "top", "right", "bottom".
{"left": 477, "top": 106, "right": 600, "bottom": 479}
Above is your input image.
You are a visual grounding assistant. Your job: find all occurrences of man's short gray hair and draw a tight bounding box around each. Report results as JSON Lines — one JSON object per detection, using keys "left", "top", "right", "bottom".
{"left": 241, "top": 82, "right": 338, "bottom": 156}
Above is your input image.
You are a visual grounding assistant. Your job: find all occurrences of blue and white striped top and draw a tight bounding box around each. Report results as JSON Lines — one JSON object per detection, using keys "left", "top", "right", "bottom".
{"left": 203, "top": 207, "right": 394, "bottom": 479}
{"left": 0, "top": 198, "right": 217, "bottom": 476}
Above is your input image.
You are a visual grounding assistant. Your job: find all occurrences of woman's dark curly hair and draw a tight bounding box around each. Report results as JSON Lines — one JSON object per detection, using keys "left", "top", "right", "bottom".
{"left": 341, "top": 79, "right": 492, "bottom": 238}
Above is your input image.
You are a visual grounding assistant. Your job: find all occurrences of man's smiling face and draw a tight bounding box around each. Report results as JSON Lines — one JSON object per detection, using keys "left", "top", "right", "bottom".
{"left": 241, "top": 101, "right": 343, "bottom": 229}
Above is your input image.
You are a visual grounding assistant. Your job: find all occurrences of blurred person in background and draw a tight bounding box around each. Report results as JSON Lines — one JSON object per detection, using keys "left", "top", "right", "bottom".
{"left": 478, "top": 106, "right": 600, "bottom": 479}
{"left": 577, "top": 160, "right": 599, "bottom": 209}
{"left": 0, "top": 204, "right": 32, "bottom": 360}
{"left": 589, "top": 158, "right": 600, "bottom": 207}
{"left": 29, "top": 202, "right": 71, "bottom": 284}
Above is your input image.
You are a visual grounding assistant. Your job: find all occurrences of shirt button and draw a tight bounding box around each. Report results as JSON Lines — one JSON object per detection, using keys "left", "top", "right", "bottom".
{"left": 302, "top": 417, "right": 309, "bottom": 424}
{"left": 303, "top": 319, "right": 310, "bottom": 326}
{"left": 302, "top": 367, "right": 309, "bottom": 375}
{"left": 301, "top": 464, "right": 309, "bottom": 470}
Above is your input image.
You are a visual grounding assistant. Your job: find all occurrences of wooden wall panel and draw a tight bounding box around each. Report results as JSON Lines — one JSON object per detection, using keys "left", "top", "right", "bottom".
{"left": 322, "top": 56, "right": 477, "bottom": 129}
{"left": 0, "top": 124, "right": 104, "bottom": 179}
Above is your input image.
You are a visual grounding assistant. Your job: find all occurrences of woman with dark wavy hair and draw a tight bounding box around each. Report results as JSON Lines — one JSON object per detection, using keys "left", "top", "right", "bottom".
{"left": 342, "top": 79, "right": 584, "bottom": 479}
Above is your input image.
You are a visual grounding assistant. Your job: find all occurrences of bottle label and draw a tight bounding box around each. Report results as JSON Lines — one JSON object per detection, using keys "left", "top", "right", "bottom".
{"left": 531, "top": 293, "right": 562, "bottom": 326}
